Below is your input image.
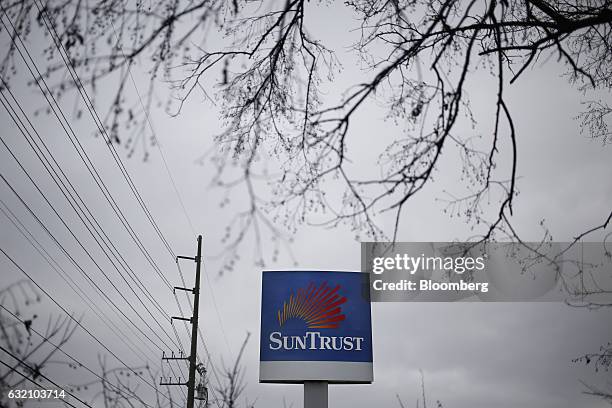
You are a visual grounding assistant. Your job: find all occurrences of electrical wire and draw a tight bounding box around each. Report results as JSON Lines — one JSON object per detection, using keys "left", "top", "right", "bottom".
{"left": 0, "top": 89, "right": 179, "bottom": 354}
{"left": 0, "top": 25, "right": 191, "bottom": 362}
{"left": 0, "top": 16, "right": 192, "bottom": 397}
{"left": 1, "top": 5, "right": 232, "bottom": 406}
{"left": 0, "top": 198, "right": 162, "bottom": 369}
{"left": 0, "top": 58, "right": 191, "bottom": 398}
{"left": 0, "top": 159, "right": 187, "bottom": 400}
{"left": 202, "top": 259, "right": 233, "bottom": 355}
{"left": 0, "top": 169, "right": 178, "bottom": 361}
{"left": 0, "top": 247, "right": 184, "bottom": 408}
{"left": 106, "top": 16, "right": 198, "bottom": 238}
{"left": 100, "top": 16, "right": 231, "bottom": 403}
{"left": 0, "top": 98, "right": 165, "bottom": 359}
{"left": 0, "top": 14, "right": 195, "bottom": 388}
{"left": 0, "top": 49, "right": 180, "bottom": 353}
{"left": 0, "top": 304, "right": 158, "bottom": 408}
{"left": 31, "top": 0, "right": 177, "bottom": 260}
{"left": 1, "top": 7, "right": 174, "bottom": 291}
{"left": 1, "top": 345, "right": 94, "bottom": 407}
{"left": 0, "top": 360, "right": 85, "bottom": 408}
{"left": 0, "top": 9, "right": 175, "bottom": 295}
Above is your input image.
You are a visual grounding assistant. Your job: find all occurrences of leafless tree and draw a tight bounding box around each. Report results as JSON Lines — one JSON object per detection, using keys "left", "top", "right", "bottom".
{"left": 575, "top": 340, "right": 612, "bottom": 404}
{"left": 1, "top": 4, "right": 611, "bottom": 403}
{"left": 580, "top": 381, "right": 612, "bottom": 405}
{"left": 576, "top": 341, "right": 612, "bottom": 373}
{"left": 68, "top": 358, "right": 176, "bottom": 408}
{"left": 0, "top": 280, "right": 79, "bottom": 407}
{"left": 1, "top": 280, "right": 256, "bottom": 408}
{"left": 396, "top": 370, "right": 444, "bottom": 408}
{"left": 2, "top": 0, "right": 610, "bottom": 269}
{"left": 215, "top": 332, "right": 253, "bottom": 408}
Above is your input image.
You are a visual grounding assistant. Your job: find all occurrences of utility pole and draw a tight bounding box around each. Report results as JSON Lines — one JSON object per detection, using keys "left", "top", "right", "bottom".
{"left": 186, "top": 235, "right": 202, "bottom": 408}
{"left": 163, "top": 235, "right": 206, "bottom": 408}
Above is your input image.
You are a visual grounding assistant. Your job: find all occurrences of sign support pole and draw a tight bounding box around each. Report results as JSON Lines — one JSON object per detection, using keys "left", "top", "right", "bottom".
{"left": 304, "top": 381, "right": 328, "bottom": 408}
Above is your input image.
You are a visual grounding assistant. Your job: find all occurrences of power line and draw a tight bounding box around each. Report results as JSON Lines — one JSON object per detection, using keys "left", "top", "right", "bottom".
{"left": 0, "top": 157, "right": 187, "bottom": 401}
{"left": 1, "top": 345, "right": 93, "bottom": 407}
{"left": 0, "top": 9, "right": 174, "bottom": 292}
{"left": 0, "top": 166, "right": 175, "bottom": 355}
{"left": 170, "top": 238, "right": 223, "bottom": 408}
{"left": 177, "top": 257, "right": 230, "bottom": 357}
{"left": 106, "top": 17, "right": 198, "bottom": 237}
{"left": 0, "top": 16, "right": 192, "bottom": 395}
{"left": 0, "top": 19, "right": 174, "bottom": 293}
{"left": 31, "top": 0, "right": 177, "bottom": 260}
{"left": 0, "top": 100, "right": 166, "bottom": 359}
{"left": 202, "top": 258, "right": 233, "bottom": 355}
{"left": 3, "top": 9, "right": 194, "bottom": 366}
{"left": 104, "top": 23, "right": 232, "bottom": 398}
{"left": 177, "top": 257, "right": 233, "bottom": 375}
{"left": 170, "top": 289, "right": 224, "bottom": 408}
{"left": 0, "top": 198, "right": 161, "bottom": 368}
{"left": 1, "top": 11, "right": 199, "bottom": 406}
{"left": 0, "top": 246, "right": 184, "bottom": 408}
{"left": 0, "top": 21, "right": 190, "bottom": 356}
{"left": 0, "top": 30, "right": 175, "bottom": 324}
{"left": 2, "top": 6, "right": 227, "bottom": 406}
{"left": 0, "top": 53, "right": 191, "bottom": 392}
{"left": 0, "top": 305, "right": 158, "bottom": 408}
{"left": 106, "top": 24, "right": 218, "bottom": 380}
{"left": 101, "top": 16, "right": 231, "bottom": 404}
{"left": 0, "top": 360, "right": 85, "bottom": 408}
{"left": 0, "top": 140, "right": 191, "bottom": 404}
{"left": 0, "top": 89, "right": 180, "bottom": 355}
{"left": 175, "top": 258, "right": 229, "bottom": 407}
{"left": 0, "top": 13, "right": 188, "bottom": 357}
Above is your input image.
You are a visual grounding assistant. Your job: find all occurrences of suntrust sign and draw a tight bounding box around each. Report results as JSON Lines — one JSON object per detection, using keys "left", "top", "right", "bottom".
{"left": 259, "top": 271, "right": 373, "bottom": 384}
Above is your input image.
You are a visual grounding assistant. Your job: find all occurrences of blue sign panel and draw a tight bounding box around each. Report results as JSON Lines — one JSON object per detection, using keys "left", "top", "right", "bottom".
{"left": 259, "top": 270, "right": 373, "bottom": 383}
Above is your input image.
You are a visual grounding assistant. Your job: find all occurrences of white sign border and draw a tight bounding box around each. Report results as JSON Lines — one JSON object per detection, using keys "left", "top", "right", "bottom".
{"left": 259, "top": 361, "right": 373, "bottom": 384}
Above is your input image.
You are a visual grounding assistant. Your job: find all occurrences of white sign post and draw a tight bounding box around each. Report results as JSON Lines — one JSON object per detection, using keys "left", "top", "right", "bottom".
{"left": 304, "top": 381, "right": 328, "bottom": 408}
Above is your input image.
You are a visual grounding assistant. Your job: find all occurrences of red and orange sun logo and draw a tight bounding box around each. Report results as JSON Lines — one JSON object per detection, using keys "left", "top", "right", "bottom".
{"left": 277, "top": 281, "right": 347, "bottom": 329}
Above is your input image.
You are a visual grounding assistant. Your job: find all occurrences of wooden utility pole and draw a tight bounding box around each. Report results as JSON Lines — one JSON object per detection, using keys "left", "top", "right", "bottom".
{"left": 164, "top": 235, "right": 205, "bottom": 408}
{"left": 186, "top": 235, "right": 202, "bottom": 408}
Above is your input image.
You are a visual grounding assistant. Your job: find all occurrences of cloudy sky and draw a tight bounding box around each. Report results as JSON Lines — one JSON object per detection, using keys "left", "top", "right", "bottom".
{"left": 1, "top": 2, "right": 611, "bottom": 408}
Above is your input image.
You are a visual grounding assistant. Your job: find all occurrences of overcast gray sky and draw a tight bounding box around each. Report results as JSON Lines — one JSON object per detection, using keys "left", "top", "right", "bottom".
{"left": 1, "top": 2, "right": 611, "bottom": 408}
